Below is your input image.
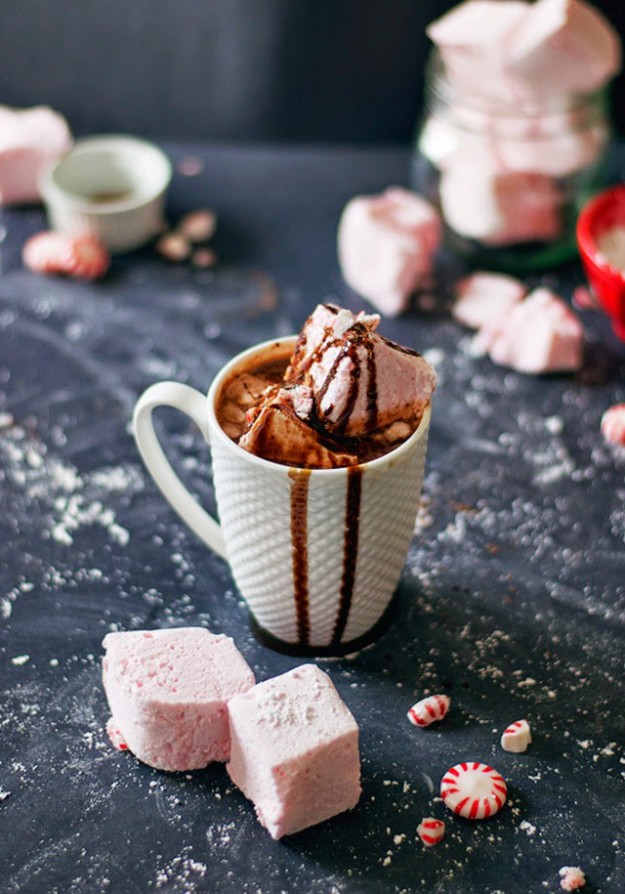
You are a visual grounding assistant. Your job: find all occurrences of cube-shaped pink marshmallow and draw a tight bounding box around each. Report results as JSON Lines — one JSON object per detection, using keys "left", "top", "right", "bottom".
{"left": 506, "top": 0, "right": 621, "bottom": 99}
{"left": 471, "top": 287, "right": 583, "bottom": 373}
{"left": 226, "top": 664, "right": 361, "bottom": 839}
{"left": 102, "top": 628, "right": 255, "bottom": 772}
{"left": 337, "top": 187, "right": 441, "bottom": 316}
{"left": 0, "top": 105, "right": 72, "bottom": 206}
{"left": 426, "top": 0, "right": 529, "bottom": 103}
{"left": 452, "top": 272, "right": 527, "bottom": 329}
{"left": 440, "top": 163, "right": 562, "bottom": 245}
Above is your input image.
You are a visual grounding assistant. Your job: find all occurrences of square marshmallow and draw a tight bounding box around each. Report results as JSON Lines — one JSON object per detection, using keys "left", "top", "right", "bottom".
{"left": 426, "top": 0, "right": 529, "bottom": 103}
{"left": 337, "top": 187, "right": 441, "bottom": 316}
{"left": 506, "top": 0, "right": 622, "bottom": 98}
{"left": 102, "top": 628, "right": 255, "bottom": 772}
{"left": 440, "top": 164, "right": 562, "bottom": 245}
{"left": 452, "top": 272, "right": 527, "bottom": 329}
{"left": 471, "top": 287, "right": 583, "bottom": 373}
{"left": 0, "top": 105, "right": 72, "bottom": 205}
{"left": 227, "top": 664, "right": 361, "bottom": 839}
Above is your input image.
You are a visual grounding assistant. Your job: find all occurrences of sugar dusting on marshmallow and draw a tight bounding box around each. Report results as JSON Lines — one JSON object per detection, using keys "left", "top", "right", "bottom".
{"left": 102, "top": 628, "right": 255, "bottom": 771}
{"left": 226, "top": 664, "right": 361, "bottom": 839}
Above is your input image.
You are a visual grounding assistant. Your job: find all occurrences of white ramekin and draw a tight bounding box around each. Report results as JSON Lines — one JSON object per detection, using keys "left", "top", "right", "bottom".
{"left": 39, "top": 134, "right": 172, "bottom": 252}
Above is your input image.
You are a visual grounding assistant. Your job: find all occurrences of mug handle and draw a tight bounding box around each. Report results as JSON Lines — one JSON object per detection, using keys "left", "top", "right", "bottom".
{"left": 133, "top": 381, "right": 227, "bottom": 559}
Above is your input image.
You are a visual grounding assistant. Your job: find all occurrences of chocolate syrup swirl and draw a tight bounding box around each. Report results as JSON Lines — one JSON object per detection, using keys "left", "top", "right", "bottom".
{"left": 331, "top": 466, "right": 362, "bottom": 645}
{"left": 289, "top": 469, "right": 311, "bottom": 645}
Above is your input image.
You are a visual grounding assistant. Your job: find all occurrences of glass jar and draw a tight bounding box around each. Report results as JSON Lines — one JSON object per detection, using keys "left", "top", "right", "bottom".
{"left": 412, "top": 50, "right": 612, "bottom": 273}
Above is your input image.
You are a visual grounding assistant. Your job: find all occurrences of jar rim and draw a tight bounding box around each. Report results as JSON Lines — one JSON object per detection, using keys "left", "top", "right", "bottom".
{"left": 425, "top": 48, "right": 608, "bottom": 121}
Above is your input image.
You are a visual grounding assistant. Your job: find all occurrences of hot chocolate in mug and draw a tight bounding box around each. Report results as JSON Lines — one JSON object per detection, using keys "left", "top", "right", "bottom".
{"left": 133, "top": 336, "right": 431, "bottom": 654}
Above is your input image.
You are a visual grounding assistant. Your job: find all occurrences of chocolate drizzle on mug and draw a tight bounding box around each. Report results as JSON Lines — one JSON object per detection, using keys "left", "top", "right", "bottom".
{"left": 288, "top": 468, "right": 311, "bottom": 645}
{"left": 289, "top": 464, "right": 362, "bottom": 648}
{"left": 331, "top": 466, "right": 362, "bottom": 646}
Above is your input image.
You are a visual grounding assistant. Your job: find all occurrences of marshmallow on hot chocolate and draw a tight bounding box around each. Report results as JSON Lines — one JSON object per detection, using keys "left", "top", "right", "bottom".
{"left": 337, "top": 187, "right": 441, "bottom": 316}
{"left": 239, "top": 386, "right": 359, "bottom": 468}
{"left": 102, "top": 628, "right": 255, "bottom": 771}
{"left": 226, "top": 664, "right": 361, "bottom": 839}
{"left": 0, "top": 105, "right": 72, "bottom": 206}
{"left": 284, "top": 303, "right": 437, "bottom": 438}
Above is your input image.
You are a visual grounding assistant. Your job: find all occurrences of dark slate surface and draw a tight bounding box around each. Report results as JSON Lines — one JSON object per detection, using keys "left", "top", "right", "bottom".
{"left": 1, "top": 144, "right": 624, "bottom": 894}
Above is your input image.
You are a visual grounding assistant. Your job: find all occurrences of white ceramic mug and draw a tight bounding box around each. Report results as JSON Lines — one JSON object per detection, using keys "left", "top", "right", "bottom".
{"left": 133, "top": 337, "right": 431, "bottom": 654}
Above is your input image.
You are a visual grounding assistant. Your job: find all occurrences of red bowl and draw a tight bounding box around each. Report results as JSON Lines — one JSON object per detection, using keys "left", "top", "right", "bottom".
{"left": 577, "top": 184, "right": 625, "bottom": 340}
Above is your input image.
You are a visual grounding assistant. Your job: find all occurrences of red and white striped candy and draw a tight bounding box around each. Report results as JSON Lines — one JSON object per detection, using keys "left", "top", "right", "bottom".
{"left": 601, "top": 404, "right": 625, "bottom": 446}
{"left": 68, "top": 235, "right": 110, "bottom": 280}
{"left": 501, "top": 718, "right": 532, "bottom": 752}
{"left": 417, "top": 817, "right": 445, "bottom": 846}
{"left": 440, "top": 762, "right": 507, "bottom": 820}
{"left": 22, "top": 231, "right": 109, "bottom": 280}
{"left": 407, "top": 694, "right": 450, "bottom": 727}
{"left": 106, "top": 718, "right": 128, "bottom": 751}
{"left": 559, "top": 866, "right": 586, "bottom": 891}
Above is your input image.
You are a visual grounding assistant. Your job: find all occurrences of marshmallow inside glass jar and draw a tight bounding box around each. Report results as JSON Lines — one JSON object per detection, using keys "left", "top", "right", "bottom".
{"left": 412, "top": 0, "right": 619, "bottom": 273}
{"left": 39, "top": 135, "right": 172, "bottom": 252}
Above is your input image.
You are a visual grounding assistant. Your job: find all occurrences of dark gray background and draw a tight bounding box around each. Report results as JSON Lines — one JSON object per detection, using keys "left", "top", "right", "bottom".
{"left": 1, "top": 0, "right": 624, "bottom": 143}
{"left": 1, "top": 140, "right": 625, "bottom": 894}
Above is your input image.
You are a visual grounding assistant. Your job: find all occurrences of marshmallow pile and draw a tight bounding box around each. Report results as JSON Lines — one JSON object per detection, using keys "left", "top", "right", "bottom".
{"left": 102, "top": 628, "right": 361, "bottom": 839}
{"left": 453, "top": 272, "right": 584, "bottom": 374}
{"left": 420, "top": 0, "right": 621, "bottom": 248}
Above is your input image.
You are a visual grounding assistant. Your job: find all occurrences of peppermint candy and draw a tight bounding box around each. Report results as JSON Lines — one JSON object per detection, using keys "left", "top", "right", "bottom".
{"left": 440, "top": 762, "right": 507, "bottom": 820}
{"left": 559, "top": 866, "right": 586, "bottom": 891}
{"left": 23, "top": 231, "right": 109, "bottom": 280}
{"left": 601, "top": 404, "right": 625, "bottom": 446}
{"left": 407, "top": 694, "right": 450, "bottom": 728}
{"left": 417, "top": 817, "right": 445, "bottom": 846}
{"left": 500, "top": 719, "right": 532, "bottom": 753}
{"left": 106, "top": 718, "right": 128, "bottom": 751}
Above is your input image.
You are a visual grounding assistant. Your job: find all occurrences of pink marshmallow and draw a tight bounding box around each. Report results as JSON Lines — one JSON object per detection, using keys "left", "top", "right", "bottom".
{"left": 426, "top": 1, "right": 530, "bottom": 103}
{"left": 601, "top": 404, "right": 625, "bottom": 447}
{"left": 492, "top": 118, "right": 609, "bottom": 178}
{"left": 226, "top": 664, "right": 361, "bottom": 839}
{"left": 506, "top": 0, "right": 621, "bottom": 99}
{"left": 452, "top": 272, "right": 527, "bottom": 329}
{"left": 0, "top": 105, "right": 72, "bottom": 205}
{"left": 285, "top": 304, "right": 437, "bottom": 437}
{"left": 337, "top": 187, "right": 442, "bottom": 316}
{"left": 102, "top": 628, "right": 255, "bottom": 772}
{"left": 440, "top": 164, "right": 562, "bottom": 245}
{"left": 472, "top": 287, "right": 584, "bottom": 374}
